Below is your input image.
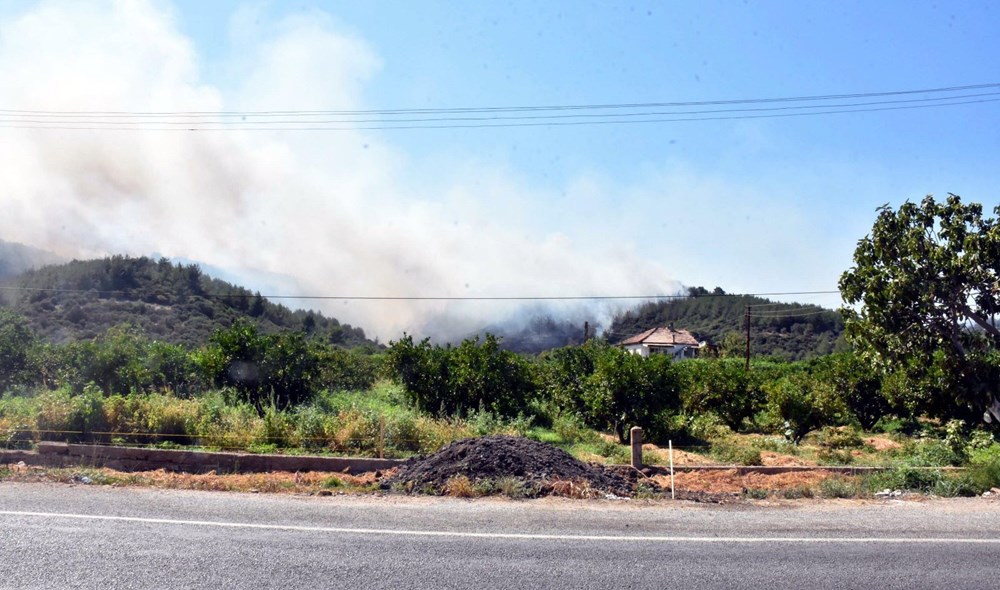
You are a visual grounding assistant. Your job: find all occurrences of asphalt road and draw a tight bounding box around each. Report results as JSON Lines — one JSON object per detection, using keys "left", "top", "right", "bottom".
{"left": 3, "top": 483, "right": 1000, "bottom": 589}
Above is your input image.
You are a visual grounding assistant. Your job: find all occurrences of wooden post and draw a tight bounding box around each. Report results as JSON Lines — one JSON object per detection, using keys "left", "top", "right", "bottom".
{"left": 630, "top": 426, "right": 643, "bottom": 469}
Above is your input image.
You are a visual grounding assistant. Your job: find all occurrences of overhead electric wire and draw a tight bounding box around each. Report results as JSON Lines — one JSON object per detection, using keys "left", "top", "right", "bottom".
{"left": 750, "top": 310, "right": 833, "bottom": 318}
{"left": 1, "top": 97, "right": 996, "bottom": 131}
{"left": 1, "top": 82, "right": 996, "bottom": 117}
{"left": 0, "top": 83, "right": 996, "bottom": 131}
{"left": 4, "top": 90, "right": 998, "bottom": 125}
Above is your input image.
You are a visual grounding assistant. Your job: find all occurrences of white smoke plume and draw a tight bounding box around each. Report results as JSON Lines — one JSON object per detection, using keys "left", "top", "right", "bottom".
{"left": 0, "top": 1, "right": 681, "bottom": 341}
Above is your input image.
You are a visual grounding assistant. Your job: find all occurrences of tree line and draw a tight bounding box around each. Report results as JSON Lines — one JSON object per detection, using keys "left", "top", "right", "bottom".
{"left": 2, "top": 193, "right": 998, "bottom": 448}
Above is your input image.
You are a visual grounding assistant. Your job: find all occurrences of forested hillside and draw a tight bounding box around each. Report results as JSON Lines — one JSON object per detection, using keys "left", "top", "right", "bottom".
{"left": 0, "top": 239, "right": 64, "bottom": 281}
{"left": 606, "top": 287, "right": 844, "bottom": 360}
{"left": 0, "top": 255, "right": 376, "bottom": 348}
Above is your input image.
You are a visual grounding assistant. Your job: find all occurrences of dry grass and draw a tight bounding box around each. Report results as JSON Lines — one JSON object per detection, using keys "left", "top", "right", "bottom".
{"left": 760, "top": 451, "right": 816, "bottom": 467}
{"left": 442, "top": 474, "right": 476, "bottom": 498}
{"left": 547, "top": 478, "right": 600, "bottom": 499}
{"left": 652, "top": 468, "right": 835, "bottom": 495}
{"left": 864, "top": 436, "right": 902, "bottom": 452}
{"left": 0, "top": 462, "right": 382, "bottom": 495}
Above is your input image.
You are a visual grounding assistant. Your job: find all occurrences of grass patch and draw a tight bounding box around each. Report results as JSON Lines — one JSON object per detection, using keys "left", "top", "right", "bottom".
{"left": 819, "top": 475, "right": 862, "bottom": 498}
{"left": 712, "top": 443, "right": 763, "bottom": 466}
{"left": 442, "top": 475, "right": 476, "bottom": 498}
{"left": 320, "top": 476, "right": 344, "bottom": 489}
{"left": 780, "top": 485, "right": 815, "bottom": 499}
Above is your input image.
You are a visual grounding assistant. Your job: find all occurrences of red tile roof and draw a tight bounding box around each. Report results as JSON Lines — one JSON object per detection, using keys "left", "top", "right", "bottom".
{"left": 620, "top": 327, "right": 701, "bottom": 347}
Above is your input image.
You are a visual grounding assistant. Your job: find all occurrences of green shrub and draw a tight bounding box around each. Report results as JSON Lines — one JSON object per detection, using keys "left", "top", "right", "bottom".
{"left": 595, "top": 439, "right": 631, "bottom": 464}
{"left": 742, "top": 488, "right": 768, "bottom": 499}
{"left": 817, "top": 426, "right": 863, "bottom": 450}
{"left": 552, "top": 413, "right": 598, "bottom": 444}
{"left": 903, "top": 440, "right": 964, "bottom": 467}
{"left": 819, "top": 475, "right": 861, "bottom": 498}
{"left": 764, "top": 373, "right": 847, "bottom": 443}
{"left": 781, "top": 485, "right": 815, "bottom": 499}
{"left": 931, "top": 474, "right": 981, "bottom": 497}
{"left": 866, "top": 467, "right": 943, "bottom": 492}
{"left": 677, "top": 358, "right": 766, "bottom": 432}
{"left": 712, "top": 443, "right": 763, "bottom": 466}
{"left": 816, "top": 448, "right": 854, "bottom": 465}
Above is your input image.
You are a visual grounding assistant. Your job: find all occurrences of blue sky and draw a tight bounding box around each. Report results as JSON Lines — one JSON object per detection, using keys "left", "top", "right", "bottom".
{"left": 0, "top": 0, "right": 998, "bottom": 339}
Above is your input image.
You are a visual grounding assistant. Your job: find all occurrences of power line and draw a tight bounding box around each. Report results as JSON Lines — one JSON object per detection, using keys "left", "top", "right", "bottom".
{"left": 4, "top": 90, "right": 998, "bottom": 125}
{"left": 750, "top": 310, "right": 834, "bottom": 318}
{"left": 2, "top": 98, "right": 996, "bottom": 131}
{"left": 2, "top": 82, "right": 996, "bottom": 117}
{"left": 0, "top": 83, "right": 995, "bottom": 131}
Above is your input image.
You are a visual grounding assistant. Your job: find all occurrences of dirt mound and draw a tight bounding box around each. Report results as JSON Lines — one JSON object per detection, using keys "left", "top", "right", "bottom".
{"left": 383, "top": 435, "right": 633, "bottom": 497}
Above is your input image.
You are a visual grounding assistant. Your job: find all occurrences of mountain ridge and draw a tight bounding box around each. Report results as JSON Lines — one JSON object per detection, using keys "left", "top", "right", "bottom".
{"left": 0, "top": 254, "right": 376, "bottom": 348}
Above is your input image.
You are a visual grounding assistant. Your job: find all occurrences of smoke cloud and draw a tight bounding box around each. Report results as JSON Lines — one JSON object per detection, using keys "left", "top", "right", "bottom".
{"left": 0, "top": 1, "right": 681, "bottom": 340}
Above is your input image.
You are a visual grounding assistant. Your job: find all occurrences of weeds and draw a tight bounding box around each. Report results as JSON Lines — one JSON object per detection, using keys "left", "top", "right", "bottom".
{"left": 548, "top": 478, "right": 598, "bottom": 499}
{"left": 443, "top": 474, "right": 476, "bottom": 498}
{"left": 816, "top": 448, "right": 854, "bottom": 465}
{"left": 320, "top": 476, "right": 344, "bottom": 489}
{"left": 819, "top": 475, "right": 861, "bottom": 498}
{"left": 781, "top": 485, "right": 815, "bottom": 499}
{"left": 712, "top": 443, "right": 763, "bottom": 466}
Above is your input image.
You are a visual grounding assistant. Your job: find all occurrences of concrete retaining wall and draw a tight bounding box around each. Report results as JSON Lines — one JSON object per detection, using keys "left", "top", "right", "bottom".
{"left": 0, "top": 442, "right": 405, "bottom": 475}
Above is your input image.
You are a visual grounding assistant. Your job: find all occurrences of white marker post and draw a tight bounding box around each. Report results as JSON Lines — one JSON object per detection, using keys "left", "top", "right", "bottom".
{"left": 668, "top": 440, "right": 675, "bottom": 500}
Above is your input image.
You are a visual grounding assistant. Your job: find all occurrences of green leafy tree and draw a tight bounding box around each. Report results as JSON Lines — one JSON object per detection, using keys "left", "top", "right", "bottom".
{"left": 581, "top": 346, "right": 682, "bottom": 442}
{"left": 839, "top": 194, "right": 1000, "bottom": 422}
{"left": 385, "top": 334, "right": 450, "bottom": 412}
{"left": 198, "top": 321, "right": 319, "bottom": 410}
{"left": 59, "top": 325, "right": 153, "bottom": 394}
{"left": 765, "top": 373, "right": 847, "bottom": 443}
{"left": 385, "top": 333, "right": 536, "bottom": 417}
{"left": 536, "top": 341, "right": 601, "bottom": 416}
{"left": 0, "top": 309, "right": 36, "bottom": 392}
{"left": 808, "top": 352, "right": 890, "bottom": 430}
{"left": 449, "top": 334, "right": 536, "bottom": 417}
{"left": 677, "top": 358, "right": 766, "bottom": 431}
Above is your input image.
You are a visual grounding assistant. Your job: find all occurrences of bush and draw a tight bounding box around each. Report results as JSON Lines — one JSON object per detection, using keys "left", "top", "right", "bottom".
{"left": 197, "top": 321, "right": 321, "bottom": 412}
{"left": 820, "top": 475, "right": 861, "bottom": 498}
{"left": 386, "top": 333, "right": 537, "bottom": 418}
{"left": 764, "top": 373, "right": 847, "bottom": 443}
{"left": 552, "top": 413, "right": 598, "bottom": 444}
{"left": 866, "top": 466, "right": 943, "bottom": 492}
{"left": 816, "top": 448, "right": 854, "bottom": 465}
{"left": 676, "top": 358, "right": 766, "bottom": 431}
{"left": 817, "top": 426, "right": 864, "bottom": 450}
{"left": 711, "top": 443, "right": 763, "bottom": 466}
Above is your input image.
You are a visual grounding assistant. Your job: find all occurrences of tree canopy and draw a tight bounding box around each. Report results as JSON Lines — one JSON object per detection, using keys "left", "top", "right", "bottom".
{"left": 839, "top": 194, "right": 1000, "bottom": 422}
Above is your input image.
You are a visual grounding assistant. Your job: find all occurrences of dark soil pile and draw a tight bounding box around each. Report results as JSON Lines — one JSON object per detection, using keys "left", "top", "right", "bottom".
{"left": 383, "top": 435, "right": 635, "bottom": 497}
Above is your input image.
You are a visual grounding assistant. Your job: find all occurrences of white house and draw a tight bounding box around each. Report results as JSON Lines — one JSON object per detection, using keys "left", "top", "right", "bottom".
{"left": 620, "top": 326, "right": 703, "bottom": 359}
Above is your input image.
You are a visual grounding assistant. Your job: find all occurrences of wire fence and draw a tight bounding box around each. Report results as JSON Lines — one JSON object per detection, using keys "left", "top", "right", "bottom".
{"left": 1, "top": 427, "right": 721, "bottom": 459}
{"left": 0, "top": 428, "right": 919, "bottom": 470}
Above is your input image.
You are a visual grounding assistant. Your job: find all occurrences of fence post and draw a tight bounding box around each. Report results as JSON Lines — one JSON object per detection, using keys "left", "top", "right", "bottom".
{"left": 630, "top": 426, "right": 643, "bottom": 469}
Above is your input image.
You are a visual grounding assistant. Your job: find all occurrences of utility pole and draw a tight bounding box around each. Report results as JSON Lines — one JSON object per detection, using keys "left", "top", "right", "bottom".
{"left": 745, "top": 306, "right": 751, "bottom": 371}
{"left": 583, "top": 321, "right": 590, "bottom": 343}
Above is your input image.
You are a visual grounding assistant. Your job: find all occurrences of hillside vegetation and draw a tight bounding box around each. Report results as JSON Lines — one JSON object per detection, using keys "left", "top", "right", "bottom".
{"left": 0, "top": 239, "right": 64, "bottom": 281}
{"left": 0, "top": 255, "right": 375, "bottom": 348}
{"left": 606, "top": 287, "right": 845, "bottom": 360}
